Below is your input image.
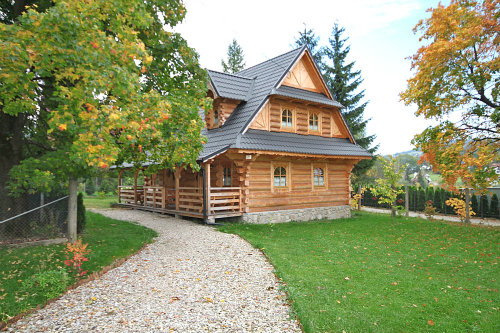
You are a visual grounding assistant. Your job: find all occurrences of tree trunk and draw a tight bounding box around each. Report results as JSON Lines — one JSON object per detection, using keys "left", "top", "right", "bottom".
{"left": 405, "top": 185, "right": 409, "bottom": 217}
{"left": 68, "top": 175, "right": 78, "bottom": 242}
{"left": 0, "top": 113, "right": 28, "bottom": 222}
{"left": 465, "top": 188, "right": 471, "bottom": 223}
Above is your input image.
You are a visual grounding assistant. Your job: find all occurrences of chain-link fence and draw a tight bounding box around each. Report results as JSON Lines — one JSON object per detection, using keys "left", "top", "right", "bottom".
{"left": 0, "top": 194, "right": 68, "bottom": 245}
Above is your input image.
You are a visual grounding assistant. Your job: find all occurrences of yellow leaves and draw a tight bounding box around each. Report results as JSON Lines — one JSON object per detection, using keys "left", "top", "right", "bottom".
{"left": 58, "top": 123, "right": 67, "bottom": 131}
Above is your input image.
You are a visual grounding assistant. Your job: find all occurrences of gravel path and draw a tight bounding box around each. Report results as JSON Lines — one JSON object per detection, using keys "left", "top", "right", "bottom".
{"left": 8, "top": 209, "right": 301, "bottom": 332}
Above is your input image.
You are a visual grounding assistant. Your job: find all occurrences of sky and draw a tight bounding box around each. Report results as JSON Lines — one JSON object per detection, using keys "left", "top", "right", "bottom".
{"left": 175, "top": 0, "right": 444, "bottom": 155}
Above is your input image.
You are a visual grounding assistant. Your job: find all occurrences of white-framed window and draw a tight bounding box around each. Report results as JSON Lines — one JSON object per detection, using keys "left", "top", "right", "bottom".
{"left": 281, "top": 109, "right": 293, "bottom": 129}
{"left": 313, "top": 168, "right": 325, "bottom": 186}
{"left": 309, "top": 113, "right": 319, "bottom": 131}
{"left": 273, "top": 166, "right": 287, "bottom": 187}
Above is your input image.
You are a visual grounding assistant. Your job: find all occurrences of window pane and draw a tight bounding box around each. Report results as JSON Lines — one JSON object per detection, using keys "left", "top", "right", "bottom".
{"left": 274, "top": 176, "right": 280, "bottom": 187}
{"left": 314, "top": 176, "right": 318, "bottom": 186}
{"left": 319, "top": 176, "right": 324, "bottom": 186}
{"left": 280, "top": 177, "right": 286, "bottom": 187}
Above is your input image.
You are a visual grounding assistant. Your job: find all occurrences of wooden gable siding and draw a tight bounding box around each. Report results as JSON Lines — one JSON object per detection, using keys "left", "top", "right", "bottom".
{"left": 245, "top": 155, "right": 354, "bottom": 212}
{"left": 280, "top": 51, "right": 328, "bottom": 95}
{"left": 249, "top": 96, "right": 349, "bottom": 138}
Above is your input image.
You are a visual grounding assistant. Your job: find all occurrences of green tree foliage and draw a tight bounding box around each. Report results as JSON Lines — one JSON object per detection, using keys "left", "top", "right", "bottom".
{"left": 370, "top": 156, "right": 405, "bottom": 220}
{"left": 490, "top": 193, "right": 499, "bottom": 218}
{"left": 1, "top": 0, "right": 207, "bottom": 192}
{"left": 321, "top": 24, "right": 378, "bottom": 180}
{"left": 221, "top": 39, "right": 246, "bottom": 74}
{"left": 85, "top": 179, "right": 96, "bottom": 196}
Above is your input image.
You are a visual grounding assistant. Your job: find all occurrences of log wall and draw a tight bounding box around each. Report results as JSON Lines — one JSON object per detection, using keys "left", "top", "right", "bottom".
{"left": 239, "top": 154, "right": 355, "bottom": 213}
{"left": 250, "top": 96, "right": 348, "bottom": 138}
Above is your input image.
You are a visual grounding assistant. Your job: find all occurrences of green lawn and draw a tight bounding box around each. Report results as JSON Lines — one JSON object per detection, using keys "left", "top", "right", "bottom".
{"left": 219, "top": 211, "right": 500, "bottom": 333}
{"left": 0, "top": 211, "right": 157, "bottom": 325}
{"left": 83, "top": 195, "right": 118, "bottom": 209}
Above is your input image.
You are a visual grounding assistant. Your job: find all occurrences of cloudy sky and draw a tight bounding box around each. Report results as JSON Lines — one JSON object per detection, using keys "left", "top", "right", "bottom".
{"left": 175, "top": 0, "right": 444, "bottom": 155}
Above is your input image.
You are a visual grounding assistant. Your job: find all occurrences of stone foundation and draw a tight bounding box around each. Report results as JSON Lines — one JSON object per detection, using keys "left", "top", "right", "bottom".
{"left": 240, "top": 205, "right": 351, "bottom": 224}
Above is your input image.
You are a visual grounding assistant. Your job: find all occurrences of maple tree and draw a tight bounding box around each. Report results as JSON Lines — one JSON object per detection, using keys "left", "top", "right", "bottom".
{"left": 0, "top": 0, "right": 208, "bottom": 240}
{"left": 401, "top": 0, "right": 500, "bottom": 192}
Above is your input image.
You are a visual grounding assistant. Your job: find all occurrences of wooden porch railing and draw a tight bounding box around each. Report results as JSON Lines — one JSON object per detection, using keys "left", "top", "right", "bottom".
{"left": 178, "top": 187, "right": 203, "bottom": 213}
{"left": 209, "top": 187, "right": 242, "bottom": 214}
{"left": 118, "top": 185, "right": 242, "bottom": 216}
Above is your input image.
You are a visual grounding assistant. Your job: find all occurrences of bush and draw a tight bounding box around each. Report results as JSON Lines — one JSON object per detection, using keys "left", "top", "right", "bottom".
{"left": 471, "top": 194, "right": 478, "bottom": 216}
{"left": 417, "top": 188, "right": 426, "bottom": 211}
{"left": 85, "top": 179, "right": 96, "bottom": 195}
{"left": 433, "top": 188, "right": 442, "bottom": 213}
{"left": 480, "top": 194, "right": 489, "bottom": 218}
{"left": 490, "top": 194, "right": 499, "bottom": 219}
{"left": 77, "top": 192, "right": 86, "bottom": 234}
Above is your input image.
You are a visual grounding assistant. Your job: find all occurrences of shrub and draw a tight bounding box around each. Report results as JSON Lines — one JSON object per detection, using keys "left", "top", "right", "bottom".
{"left": 434, "top": 188, "right": 442, "bottom": 213}
{"left": 417, "top": 188, "right": 426, "bottom": 211}
{"left": 490, "top": 194, "right": 499, "bottom": 219}
{"left": 424, "top": 202, "right": 437, "bottom": 219}
{"left": 471, "top": 194, "right": 479, "bottom": 216}
{"left": 77, "top": 192, "right": 86, "bottom": 234}
{"left": 85, "top": 179, "right": 96, "bottom": 195}
{"left": 480, "top": 194, "right": 489, "bottom": 218}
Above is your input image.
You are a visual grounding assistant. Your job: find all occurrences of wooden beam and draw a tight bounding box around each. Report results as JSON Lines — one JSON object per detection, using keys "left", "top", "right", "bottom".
{"left": 205, "top": 161, "right": 212, "bottom": 215}
{"left": 175, "top": 168, "right": 181, "bottom": 211}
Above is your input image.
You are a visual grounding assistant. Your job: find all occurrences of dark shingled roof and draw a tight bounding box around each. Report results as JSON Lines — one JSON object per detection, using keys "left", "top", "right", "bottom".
{"left": 272, "top": 85, "right": 343, "bottom": 108}
{"left": 234, "top": 129, "right": 372, "bottom": 157}
{"left": 198, "top": 46, "right": 371, "bottom": 161}
{"left": 207, "top": 70, "right": 254, "bottom": 101}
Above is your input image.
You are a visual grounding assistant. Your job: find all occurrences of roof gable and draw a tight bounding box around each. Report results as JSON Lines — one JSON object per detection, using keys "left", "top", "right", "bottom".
{"left": 280, "top": 50, "right": 331, "bottom": 97}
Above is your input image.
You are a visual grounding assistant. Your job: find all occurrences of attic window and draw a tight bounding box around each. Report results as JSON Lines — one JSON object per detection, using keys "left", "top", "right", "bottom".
{"left": 281, "top": 109, "right": 293, "bottom": 128}
{"left": 309, "top": 113, "right": 319, "bottom": 131}
{"left": 213, "top": 109, "right": 219, "bottom": 126}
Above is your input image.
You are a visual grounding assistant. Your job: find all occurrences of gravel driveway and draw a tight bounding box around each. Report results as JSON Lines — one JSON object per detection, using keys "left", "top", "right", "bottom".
{"left": 8, "top": 209, "right": 301, "bottom": 332}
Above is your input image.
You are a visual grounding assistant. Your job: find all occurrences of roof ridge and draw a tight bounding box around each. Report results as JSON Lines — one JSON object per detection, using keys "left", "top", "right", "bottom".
{"left": 207, "top": 69, "right": 253, "bottom": 80}
{"left": 237, "top": 45, "right": 306, "bottom": 75}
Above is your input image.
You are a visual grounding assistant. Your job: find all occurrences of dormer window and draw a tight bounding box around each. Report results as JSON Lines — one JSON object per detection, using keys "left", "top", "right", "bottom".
{"left": 281, "top": 109, "right": 293, "bottom": 129}
{"left": 213, "top": 109, "right": 219, "bottom": 126}
{"left": 309, "top": 113, "right": 319, "bottom": 131}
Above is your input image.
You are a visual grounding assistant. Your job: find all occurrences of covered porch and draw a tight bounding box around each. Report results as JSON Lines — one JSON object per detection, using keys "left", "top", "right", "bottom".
{"left": 116, "top": 160, "right": 244, "bottom": 221}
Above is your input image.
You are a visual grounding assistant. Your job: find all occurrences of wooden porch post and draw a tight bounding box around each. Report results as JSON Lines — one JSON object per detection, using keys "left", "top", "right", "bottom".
{"left": 133, "top": 170, "right": 138, "bottom": 204}
{"left": 175, "top": 168, "right": 181, "bottom": 212}
{"left": 206, "top": 161, "right": 212, "bottom": 217}
{"left": 118, "top": 169, "right": 123, "bottom": 203}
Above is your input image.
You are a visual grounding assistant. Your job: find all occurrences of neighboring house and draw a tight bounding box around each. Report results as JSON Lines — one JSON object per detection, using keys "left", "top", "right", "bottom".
{"left": 117, "top": 46, "right": 372, "bottom": 223}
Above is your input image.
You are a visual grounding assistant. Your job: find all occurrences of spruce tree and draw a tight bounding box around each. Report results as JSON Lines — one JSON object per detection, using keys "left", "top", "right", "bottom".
{"left": 321, "top": 24, "right": 377, "bottom": 180}
{"left": 434, "top": 188, "right": 442, "bottom": 213}
{"left": 480, "top": 194, "right": 489, "bottom": 218}
{"left": 293, "top": 26, "right": 322, "bottom": 64}
{"left": 221, "top": 39, "right": 246, "bottom": 74}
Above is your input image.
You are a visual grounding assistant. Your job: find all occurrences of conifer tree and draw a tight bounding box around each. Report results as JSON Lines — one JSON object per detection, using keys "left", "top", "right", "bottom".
{"left": 293, "top": 25, "right": 322, "bottom": 64}
{"left": 321, "top": 24, "right": 377, "bottom": 180}
{"left": 490, "top": 194, "right": 499, "bottom": 219}
{"left": 221, "top": 39, "right": 246, "bottom": 74}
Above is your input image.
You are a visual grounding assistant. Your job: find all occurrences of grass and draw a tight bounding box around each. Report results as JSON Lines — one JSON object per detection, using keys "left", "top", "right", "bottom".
{"left": 219, "top": 211, "right": 500, "bottom": 333}
{"left": 0, "top": 211, "right": 157, "bottom": 324}
{"left": 83, "top": 195, "right": 118, "bottom": 209}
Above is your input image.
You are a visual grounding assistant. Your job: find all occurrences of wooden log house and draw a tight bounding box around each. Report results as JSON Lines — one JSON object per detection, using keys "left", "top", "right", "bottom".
{"left": 117, "top": 46, "right": 371, "bottom": 223}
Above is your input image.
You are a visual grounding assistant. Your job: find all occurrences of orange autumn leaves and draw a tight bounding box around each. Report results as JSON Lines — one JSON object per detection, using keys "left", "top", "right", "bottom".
{"left": 401, "top": 0, "right": 500, "bottom": 192}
